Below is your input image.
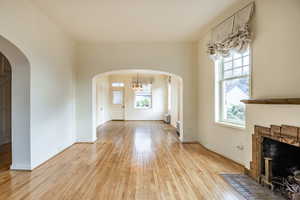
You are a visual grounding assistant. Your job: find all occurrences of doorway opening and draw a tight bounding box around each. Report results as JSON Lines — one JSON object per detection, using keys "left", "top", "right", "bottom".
{"left": 0, "top": 35, "right": 31, "bottom": 171}
{"left": 92, "top": 69, "right": 184, "bottom": 141}
{"left": 0, "top": 52, "right": 12, "bottom": 171}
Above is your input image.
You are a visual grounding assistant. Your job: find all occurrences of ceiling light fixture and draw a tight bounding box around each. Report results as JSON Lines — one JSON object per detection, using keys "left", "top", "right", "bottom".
{"left": 131, "top": 73, "right": 143, "bottom": 91}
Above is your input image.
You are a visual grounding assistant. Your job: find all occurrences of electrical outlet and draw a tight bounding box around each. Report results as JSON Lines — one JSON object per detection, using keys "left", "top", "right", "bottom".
{"left": 236, "top": 145, "right": 244, "bottom": 151}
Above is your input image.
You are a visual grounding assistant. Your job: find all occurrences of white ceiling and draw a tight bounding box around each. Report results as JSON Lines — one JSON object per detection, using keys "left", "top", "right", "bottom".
{"left": 31, "top": 0, "right": 239, "bottom": 43}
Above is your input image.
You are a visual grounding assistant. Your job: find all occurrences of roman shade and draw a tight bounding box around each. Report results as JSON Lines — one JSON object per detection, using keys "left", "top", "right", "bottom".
{"left": 208, "top": 3, "right": 254, "bottom": 60}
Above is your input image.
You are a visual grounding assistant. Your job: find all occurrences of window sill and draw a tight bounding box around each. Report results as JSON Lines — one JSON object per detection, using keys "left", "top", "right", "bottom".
{"left": 215, "top": 121, "right": 246, "bottom": 130}
{"left": 134, "top": 108, "right": 152, "bottom": 110}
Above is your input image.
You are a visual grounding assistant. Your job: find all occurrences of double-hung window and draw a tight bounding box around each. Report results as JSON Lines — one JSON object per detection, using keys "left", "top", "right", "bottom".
{"left": 134, "top": 84, "right": 152, "bottom": 109}
{"left": 216, "top": 48, "right": 251, "bottom": 127}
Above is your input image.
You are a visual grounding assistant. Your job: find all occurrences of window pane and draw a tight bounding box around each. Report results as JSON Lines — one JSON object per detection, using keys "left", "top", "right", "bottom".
{"left": 224, "top": 56, "right": 233, "bottom": 62}
{"left": 112, "top": 91, "right": 123, "bottom": 104}
{"left": 222, "top": 77, "right": 249, "bottom": 125}
{"left": 221, "top": 50, "right": 250, "bottom": 80}
{"left": 112, "top": 82, "right": 124, "bottom": 87}
{"left": 233, "top": 58, "right": 242, "bottom": 67}
{"left": 224, "top": 70, "right": 233, "bottom": 79}
{"left": 135, "top": 95, "right": 151, "bottom": 109}
{"left": 233, "top": 52, "right": 242, "bottom": 59}
{"left": 243, "top": 65, "right": 249, "bottom": 75}
{"left": 233, "top": 68, "right": 242, "bottom": 76}
{"left": 224, "top": 62, "right": 232, "bottom": 70}
{"left": 243, "top": 56, "right": 250, "bottom": 65}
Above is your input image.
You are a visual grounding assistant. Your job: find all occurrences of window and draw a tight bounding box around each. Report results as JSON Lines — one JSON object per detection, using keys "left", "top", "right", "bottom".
{"left": 134, "top": 84, "right": 152, "bottom": 109}
{"left": 112, "top": 82, "right": 124, "bottom": 87}
{"left": 112, "top": 91, "right": 123, "bottom": 105}
{"left": 216, "top": 48, "right": 250, "bottom": 126}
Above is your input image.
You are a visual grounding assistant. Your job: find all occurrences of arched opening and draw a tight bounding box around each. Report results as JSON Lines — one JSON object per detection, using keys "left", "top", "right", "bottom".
{"left": 0, "top": 52, "right": 12, "bottom": 171}
{"left": 0, "top": 35, "right": 31, "bottom": 170}
{"left": 92, "top": 69, "right": 184, "bottom": 142}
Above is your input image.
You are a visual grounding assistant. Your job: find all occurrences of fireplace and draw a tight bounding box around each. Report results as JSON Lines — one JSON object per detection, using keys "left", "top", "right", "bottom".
{"left": 250, "top": 125, "right": 300, "bottom": 199}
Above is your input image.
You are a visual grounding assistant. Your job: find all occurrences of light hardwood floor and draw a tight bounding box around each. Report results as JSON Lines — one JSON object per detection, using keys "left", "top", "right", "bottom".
{"left": 0, "top": 121, "right": 245, "bottom": 200}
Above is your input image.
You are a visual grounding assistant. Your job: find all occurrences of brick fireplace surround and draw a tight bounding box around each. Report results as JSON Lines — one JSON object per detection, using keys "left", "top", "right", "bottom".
{"left": 250, "top": 124, "right": 300, "bottom": 182}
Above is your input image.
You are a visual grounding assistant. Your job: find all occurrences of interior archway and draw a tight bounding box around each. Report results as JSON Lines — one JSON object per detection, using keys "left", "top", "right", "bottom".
{"left": 0, "top": 35, "right": 31, "bottom": 170}
{"left": 0, "top": 52, "right": 12, "bottom": 171}
{"left": 92, "top": 69, "right": 184, "bottom": 142}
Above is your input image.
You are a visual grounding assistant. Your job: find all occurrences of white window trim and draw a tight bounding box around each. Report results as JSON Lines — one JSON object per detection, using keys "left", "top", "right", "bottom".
{"left": 215, "top": 48, "right": 252, "bottom": 129}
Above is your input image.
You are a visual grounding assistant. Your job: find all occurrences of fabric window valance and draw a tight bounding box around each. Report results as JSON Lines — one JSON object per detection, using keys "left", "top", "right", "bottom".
{"left": 208, "top": 2, "right": 254, "bottom": 60}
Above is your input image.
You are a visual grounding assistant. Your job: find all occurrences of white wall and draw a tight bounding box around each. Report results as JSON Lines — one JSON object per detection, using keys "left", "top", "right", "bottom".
{"left": 169, "top": 76, "right": 182, "bottom": 127}
{"left": 76, "top": 43, "right": 198, "bottom": 142}
{"left": 109, "top": 74, "right": 168, "bottom": 121}
{"left": 95, "top": 75, "right": 111, "bottom": 127}
{"left": 197, "top": 0, "right": 300, "bottom": 167}
{"left": 0, "top": 0, "right": 76, "bottom": 169}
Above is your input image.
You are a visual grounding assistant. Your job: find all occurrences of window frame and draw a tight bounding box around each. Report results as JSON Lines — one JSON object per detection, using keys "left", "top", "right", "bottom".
{"left": 134, "top": 84, "right": 152, "bottom": 110}
{"left": 215, "top": 48, "right": 252, "bottom": 128}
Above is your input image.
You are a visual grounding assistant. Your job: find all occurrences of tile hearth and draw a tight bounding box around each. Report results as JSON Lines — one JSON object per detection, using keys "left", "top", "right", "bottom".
{"left": 221, "top": 174, "right": 284, "bottom": 200}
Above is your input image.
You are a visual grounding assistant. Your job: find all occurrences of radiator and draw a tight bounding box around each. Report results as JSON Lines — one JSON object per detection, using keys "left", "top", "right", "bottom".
{"left": 164, "top": 114, "right": 171, "bottom": 124}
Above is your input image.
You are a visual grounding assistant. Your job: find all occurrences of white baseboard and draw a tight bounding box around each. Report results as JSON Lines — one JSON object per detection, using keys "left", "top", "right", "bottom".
{"left": 76, "top": 138, "right": 97, "bottom": 143}
{"left": 10, "top": 163, "right": 32, "bottom": 171}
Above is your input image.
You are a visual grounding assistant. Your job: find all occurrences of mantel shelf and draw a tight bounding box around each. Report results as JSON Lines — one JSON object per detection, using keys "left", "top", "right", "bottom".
{"left": 241, "top": 98, "right": 300, "bottom": 105}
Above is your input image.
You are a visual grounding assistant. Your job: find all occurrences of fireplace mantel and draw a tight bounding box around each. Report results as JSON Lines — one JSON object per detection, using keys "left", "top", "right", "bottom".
{"left": 241, "top": 98, "right": 300, "bottom": 105}
{"left": 249, "top": 125, "right": 300, "bottom": 182}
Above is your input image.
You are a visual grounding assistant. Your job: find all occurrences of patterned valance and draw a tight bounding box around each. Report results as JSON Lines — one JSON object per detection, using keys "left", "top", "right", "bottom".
{"left": 208, "top": 3, "right": 254, "bottom": 60}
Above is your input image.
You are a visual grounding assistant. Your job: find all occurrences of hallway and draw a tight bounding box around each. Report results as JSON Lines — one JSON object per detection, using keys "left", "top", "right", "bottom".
{"left": 0, "top": 121, "right": 244, "bottom": 200}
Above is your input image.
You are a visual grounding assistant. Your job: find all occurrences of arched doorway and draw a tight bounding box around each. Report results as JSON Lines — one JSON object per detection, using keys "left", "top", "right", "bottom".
{"left": 0, "top": 35, "right": 31, "bottom": 170}
{"left": 0, "top": 52, "right": 12, "bottom": 171}
{"left": 92, "top": 69, "right": 184, "bottom": 142}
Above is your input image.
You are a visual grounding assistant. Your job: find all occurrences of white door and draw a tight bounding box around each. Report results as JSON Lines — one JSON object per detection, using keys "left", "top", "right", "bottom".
{"left": 111, "top": 89, "right": 125, "bottom": 120}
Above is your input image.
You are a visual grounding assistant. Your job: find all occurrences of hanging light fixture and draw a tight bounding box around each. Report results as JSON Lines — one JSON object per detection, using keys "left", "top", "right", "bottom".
{"left": 131, "top": 73, "right": 143, "bottom": 91}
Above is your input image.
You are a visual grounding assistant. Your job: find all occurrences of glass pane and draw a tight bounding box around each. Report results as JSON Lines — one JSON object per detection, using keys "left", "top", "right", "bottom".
{"left": 112, "top": 91, "right": 123, "bottom": 104}
{"left": 243, "top": 65, "right": 249, "bottom": 75}
{"left": 222, "top": 77, "right": 249, "bottom": 125}
{"left": 224, "top": 56, "right": 233, "bottom": 62}
{"left": 233, "top": 52, "right": 242, "bottom": 59}
{"left": 112, "top": 82, "right": 124, "bottom": 87}
{"left": 233, "top": 68, "right": 242, "bottom": 76}
{"left": 243, "top": 56, "right": 250, "bottom": 65}
{"left": 224, "top": 62, "right": 232, "bottom": 70}
{"left": 224, "top": 70, "right": 233, "bottom": 79}
{"left": 233, "top": 58, "right": 242, "bottom": 67}
{"left": 135, "top": 95, "right": 152, "bottom": 109}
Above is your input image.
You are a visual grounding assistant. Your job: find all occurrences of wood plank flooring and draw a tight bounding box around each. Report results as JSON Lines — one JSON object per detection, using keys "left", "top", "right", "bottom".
{"left": 0, "top": 121, "right": 245, "bottom": 200}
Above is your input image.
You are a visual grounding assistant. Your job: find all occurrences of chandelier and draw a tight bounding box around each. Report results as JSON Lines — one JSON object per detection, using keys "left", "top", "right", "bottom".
{"left": 131, "top": 73, "right": 143, "bottom": 91}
